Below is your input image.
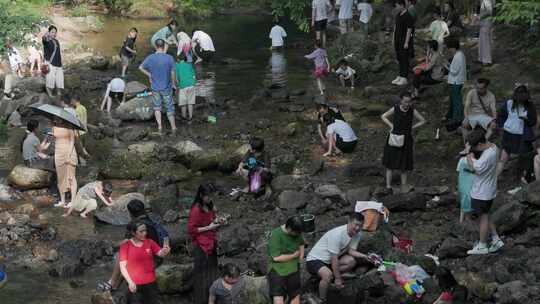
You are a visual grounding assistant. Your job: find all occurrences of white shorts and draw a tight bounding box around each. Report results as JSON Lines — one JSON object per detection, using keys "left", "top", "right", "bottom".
{"left": 178, "top": 87, "right": 196, "bottom": 106}
{"left": 466, "top": 114, "right": 494, "bottom": 130}
{"left": 45, "top": 65, "right": 64, "bottom": 89}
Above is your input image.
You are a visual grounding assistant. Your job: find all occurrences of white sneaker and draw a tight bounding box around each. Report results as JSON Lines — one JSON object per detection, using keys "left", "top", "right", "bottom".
{"left": 391, "top": 77, "right": 400, "bottom": 84}
{"left": 488, "top": 239, "right": 504, "bottom": 253}
{"left": 467, "top": 243, "right": 489, "bottom": 255}
{"left": 395, "top": 77, "right": 408, "bottom": 86}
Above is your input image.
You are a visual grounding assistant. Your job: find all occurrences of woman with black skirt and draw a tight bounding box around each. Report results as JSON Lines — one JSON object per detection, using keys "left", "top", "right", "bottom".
{"left": 381, "top": 91, "right": 426, "bottom": 193}
{"left": 188, "top": 184, "right": 224, "bottom": 304}
{"left": 496, "top": 84, "right": 537, "bottom": 181}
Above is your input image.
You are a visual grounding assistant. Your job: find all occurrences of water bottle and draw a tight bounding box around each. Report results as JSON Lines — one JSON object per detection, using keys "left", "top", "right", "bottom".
{"left": 136, "top": 91, "right": 153, "bottom": 98}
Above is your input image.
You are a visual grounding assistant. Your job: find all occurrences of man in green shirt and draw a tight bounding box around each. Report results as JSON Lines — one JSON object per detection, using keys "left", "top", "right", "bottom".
{"left": 267, "top": 216, "right": 305, "bottom": 304}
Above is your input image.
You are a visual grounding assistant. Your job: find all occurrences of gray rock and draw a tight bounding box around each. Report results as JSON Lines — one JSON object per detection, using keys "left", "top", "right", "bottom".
{"left": 8, "top": 165, "right": 52, "bottom": 190}
{"left": 173, "top": 140, "right": 203, "bottom": 156}
{"left": 88, "top": 55, "right": 109, "bottom": 70}
{"left": 381, "top": 192, "right": 426, "bottom": 212}
{"left": 125, "top": 81, "right": 147, "bottom": 95}
{"left": 438, "top": 237, "right": 470, "bottom": 259}
{"left": 278, "top": 191, "right": 310, "bottom": 210}
{"left": 0, "top": 184, "right": 22, "bottom": 202}
{"left": 346, "top": 187, "right": 372, "bottom": 205}
{"left": 94, "top": 208, "right": 131, "bottom": 226}
{"left": 127, "top": 141, "right": 158, "bottom": 156}
{"left": 494, "top": 281, "right": 530, "bottom": 304}
{"left": 91, "top": 292, "right": 114, "bottom": 304}
{"left": 117, "top": 126, "right": 149, "bottom": 142}
{"left": 113, "top": 97, "right": 154, "bottom": 121}
{"left": 314, "top": 184, "right": 345, "bottom": 201}
{"left": 492, "top": 201, "right": 527, "bottom": 234}
{"left": 155, "top": 264, "right": 193, "bottom": 294}
{"left": 239, "top": 276, "right": 270, "bottom": 304}
{"left": 271, "top": 175, "right": 308, "bottom": 192}
{"left": 526, "top": 180, "right": 540, "bottom": 206}
{"left": 305, "top": 197, "right": 333, "bottom": 215}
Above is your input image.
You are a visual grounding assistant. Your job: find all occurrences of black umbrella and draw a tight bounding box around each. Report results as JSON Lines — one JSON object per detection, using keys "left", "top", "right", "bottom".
{"left": 29, "top": 104, "right": 85, "bottom": 131}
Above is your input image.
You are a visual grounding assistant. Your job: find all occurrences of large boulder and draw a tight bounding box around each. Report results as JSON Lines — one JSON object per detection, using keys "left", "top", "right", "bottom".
{"left": 8, "top": 165, "right": 52, "bottom": 190}
{"left": 49, "top": 239, "right": 114, "bottom": 278}
{"left": 526, "top": 180, "right": 540, "bottom": 206}
{"left": 88, "top": 55, "right": 109, "bottom": 70}
{"left": 117, "top": 126, "right": 149, "bottom": 142}
{"left": 127, "top": 141, "right": 158, "bottom": 157}
{"left": 0, "top": 184, "right": 22, "bottom": 202}
{"left": 314, "top": 184, "right": 345, "bottom": 201}
{"left": 492, "top": 201, "right": 527, "bottom": 234}
{"left": 381, "top": 192, "right": 427, "bottom": 212}
{"left": 95, "top": 193, "right": 147, "bottom": 225}
{"left": 125, "top": 81, "right": 147, "bottom": 95}
{"left": 494, "top": 280, "right": 533, "bottom": 304}
{"left": 99, "top": 152, "right": 148, "bottom": 180}
{"left": 346, "top": 186, "right": 372, "bottom": 205}
{"left": 113, "top": 97, "right": 154, "bottom": 121}
{"left": 438, "top": 237, "right": 470, "bottom": 259}
{"left": 155, "top": 263, "right": 193, "bottom": 294}
{"left": 173, "top": 140, "right": 203, "bottom": 156}
{"left": 278, "top": 191, "right": 310, "bottom": 210}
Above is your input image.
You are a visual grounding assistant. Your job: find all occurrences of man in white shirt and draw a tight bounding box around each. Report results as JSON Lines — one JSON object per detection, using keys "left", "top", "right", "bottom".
{"left": 465, "top": 129, "right": 503, "bottom": 255}
{"left": 192, "top": 29, "right": 215, "bottom": 64}
{"left": 357, "top": 0, "right": 373, "bottom": 35}
{"left": 338, "top": 0, "right": 355, "bottom": 34}
{"left": 312, "top": 0, "right": 332, "bottom": 47}
{"left": 445, "top": 38, "right": 466, "bottom": 127}
{"left": 269, "top": 20, "right": 287, "bottom": 50}
{"left": 306, "top": 213, "right": 368, "bottom": 303}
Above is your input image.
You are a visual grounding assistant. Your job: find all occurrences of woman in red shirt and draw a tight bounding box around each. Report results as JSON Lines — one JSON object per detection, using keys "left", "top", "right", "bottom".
{"left": 188, "top": 184, "right": 224, "bottom": 304}
{"left": 119, "top": 221, "right": 170, "bottom": 304}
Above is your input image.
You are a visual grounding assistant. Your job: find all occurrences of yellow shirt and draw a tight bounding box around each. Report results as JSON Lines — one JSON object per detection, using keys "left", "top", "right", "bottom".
{"left": 75, "top": 104, "right": 87, "bottom": 135}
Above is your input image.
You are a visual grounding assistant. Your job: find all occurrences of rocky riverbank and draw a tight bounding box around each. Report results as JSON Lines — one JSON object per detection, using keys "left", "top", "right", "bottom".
{"left": 2, "top": 12, "right": 540, "bottom": 304}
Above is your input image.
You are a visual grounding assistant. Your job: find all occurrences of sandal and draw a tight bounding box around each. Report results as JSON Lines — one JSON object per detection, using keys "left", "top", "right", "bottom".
{"left": 97, "top": 281, "right": 113, "bottom": 292}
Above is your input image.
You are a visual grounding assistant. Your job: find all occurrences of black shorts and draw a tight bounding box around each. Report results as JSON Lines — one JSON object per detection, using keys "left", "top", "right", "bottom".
{"left": 109, "top": 91, "right": 124, "bottom": 101}
{"left": 195, "top": 45, "right": 214, "bottom": 62}
{"left": 268, "top": 269, "right": 301, "bottom": 299}
{"left": 314, "top": 19, "right": 328, "bottom": 31}
{"left": 471, "top": 198, "right": 493, "bottom": 215}
{"left": 336, "top": 136, "right": 357, "bottom": 153}
{"left": 127, "top": 282, "right": 159, "bottom": 304}
{"left": 306, "top": 259, "right": 330, "bottom": 276}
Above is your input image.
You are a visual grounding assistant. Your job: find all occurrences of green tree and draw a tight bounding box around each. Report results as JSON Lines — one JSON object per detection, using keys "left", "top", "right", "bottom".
{"left": 271, "top": 0, "right": 310, "bottom": 31}
{"left": 494, "top": 0, "right": 540, "bottom": 26}
{"left": 0, "top": 0, "right": 42, "bottom": 53}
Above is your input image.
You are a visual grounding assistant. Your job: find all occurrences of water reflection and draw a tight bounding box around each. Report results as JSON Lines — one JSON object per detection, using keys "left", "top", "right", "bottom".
{"left": 195, "top": 71, "right": 216, "bottom": 104}
{"left": 267, "top": 50, "right": 287, "bottom": 87}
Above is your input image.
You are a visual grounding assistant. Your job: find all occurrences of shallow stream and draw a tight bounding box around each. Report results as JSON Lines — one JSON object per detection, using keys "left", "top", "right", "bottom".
{"left": 1, "top": 14, "right": 311, "bottom": 304}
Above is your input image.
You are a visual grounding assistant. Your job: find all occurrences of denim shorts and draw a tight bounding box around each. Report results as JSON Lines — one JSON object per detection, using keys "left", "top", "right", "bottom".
{"left": 151, "top": 89, "right": 175, "bottom": 114}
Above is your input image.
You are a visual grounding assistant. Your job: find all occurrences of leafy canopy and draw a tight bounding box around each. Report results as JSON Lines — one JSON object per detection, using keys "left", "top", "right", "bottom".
{"left": 0, "top": 0, "right": 42, "bottom": 53}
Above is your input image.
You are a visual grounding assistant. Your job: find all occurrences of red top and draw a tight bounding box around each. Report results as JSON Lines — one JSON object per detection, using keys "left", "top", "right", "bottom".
{"left": 119, "top": 239, "right": 161, "bottom": 285}
{"left": 440, "top": 291, "right": 453, "bottom": 301}
{"left": 187, "top": 205, "right": 217, "bottom": 255}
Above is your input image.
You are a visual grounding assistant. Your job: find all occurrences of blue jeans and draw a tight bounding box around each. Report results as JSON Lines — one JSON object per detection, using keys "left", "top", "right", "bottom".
{"left": 151, "top": 89, "right": 174, "bottom": 114}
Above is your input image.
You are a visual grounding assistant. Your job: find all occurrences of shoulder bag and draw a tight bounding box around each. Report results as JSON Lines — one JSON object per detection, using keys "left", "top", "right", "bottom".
{"left": 388, "top": 133, "right": 405, "bottom": 147}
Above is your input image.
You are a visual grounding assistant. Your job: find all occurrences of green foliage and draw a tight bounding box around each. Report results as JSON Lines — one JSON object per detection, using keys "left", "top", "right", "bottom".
{"left": 0, "top": 0, "right": 42, "bottom": 53}
{"left": 102, "top": 0, "right": 133, "bottom": 15}
{"left": 493, "top": 0, "right": 540, "bottom": 26}
{"left": 69, "top": 3, "right": 90, "bottom": 16}
{"left": 271, "top": 0, "right": 310, "bottom": 32}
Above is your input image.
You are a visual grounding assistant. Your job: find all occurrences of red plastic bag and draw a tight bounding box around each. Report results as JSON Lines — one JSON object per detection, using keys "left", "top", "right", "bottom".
{"left": 392, "top": 235, "right": 413, "bottom": 253}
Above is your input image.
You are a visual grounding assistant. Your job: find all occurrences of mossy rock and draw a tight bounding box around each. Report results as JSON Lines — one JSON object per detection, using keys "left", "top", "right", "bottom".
{"left": 99, "top": 152, "right": 149, "bottom": 179}
{"left": 146, "top": 161, "right": 191, "bottom": 182}
{"left": 361, "top": 103, "right": 388, "bottom": 116}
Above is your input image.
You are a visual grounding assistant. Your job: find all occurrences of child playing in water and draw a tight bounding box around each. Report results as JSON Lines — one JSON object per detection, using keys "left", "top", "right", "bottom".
{"left": 235, "top": 138, "right": 273, "bottom": 198}
{"left": 456, "top": 155, "right": 474, "bottom": 223}
{"left": 334, "top": 59, "right": 356, "bottom": 89}
{"left": 305, "top": 40, "right": 330, "bottom": 95}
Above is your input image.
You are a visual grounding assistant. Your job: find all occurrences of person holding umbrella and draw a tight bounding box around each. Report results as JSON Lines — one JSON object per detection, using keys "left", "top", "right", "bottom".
{"left": 30, "top": 104, "right": 84, "bottom": 208}
{"left": 52, "top": 118, "right": 78, "bottom": 207}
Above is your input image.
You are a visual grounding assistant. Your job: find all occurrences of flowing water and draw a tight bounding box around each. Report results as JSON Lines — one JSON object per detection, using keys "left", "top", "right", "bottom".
{"left": 1, "top": 14, "right": 311, "bottom": 304}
